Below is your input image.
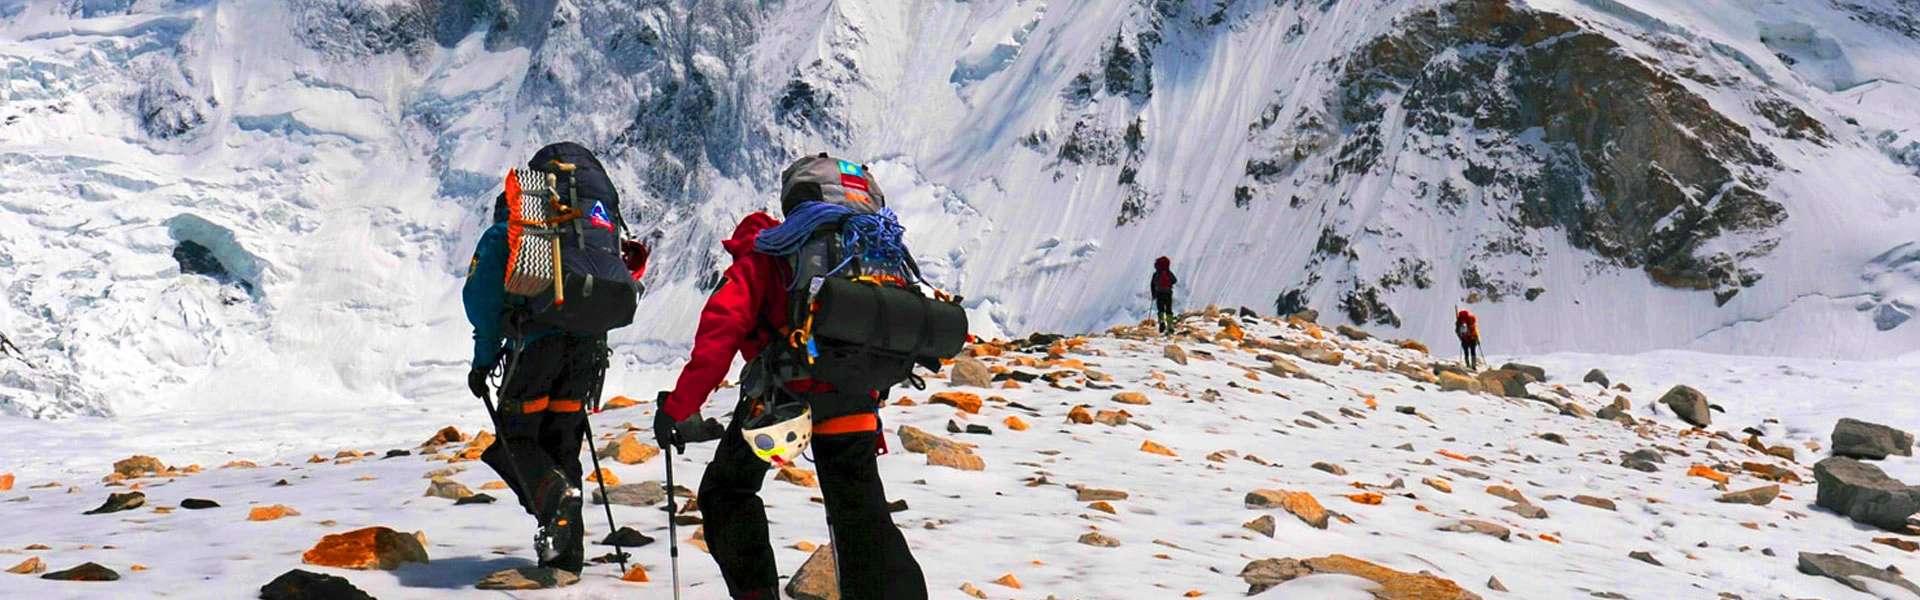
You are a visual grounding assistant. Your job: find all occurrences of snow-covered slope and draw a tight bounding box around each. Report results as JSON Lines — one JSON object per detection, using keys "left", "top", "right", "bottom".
{"left": 0, "top": 0, "right": 1916, "bottom": 420}
{"left": 0, "top": 313, "right": 1911, "bottom": 598}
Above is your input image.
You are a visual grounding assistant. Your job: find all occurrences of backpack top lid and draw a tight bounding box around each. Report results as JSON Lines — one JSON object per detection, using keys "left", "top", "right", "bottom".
{"left": 780, "top": 153, "right": 885, "bottom": 215}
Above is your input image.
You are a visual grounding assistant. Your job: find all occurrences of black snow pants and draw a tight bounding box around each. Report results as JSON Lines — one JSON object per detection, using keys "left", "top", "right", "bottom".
{"left": 479, "top": 334, "right": 604, "bottom": 572}
{"left": 700, "top": 394, "right": 927, "bottom": 599}
{"left": 1461, "top": 340, "right": 1481, "bottom": 371}
{"left": 1153, "top": 290, "right": 1174, "bottom": 333}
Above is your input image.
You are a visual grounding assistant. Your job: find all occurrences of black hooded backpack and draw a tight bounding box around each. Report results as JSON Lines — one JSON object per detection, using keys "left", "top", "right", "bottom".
{"left": 757, "top": 155, "right": 969, "bottom": 411}
{"left": 498, "top": 142, "right": 638, "bottom": 334}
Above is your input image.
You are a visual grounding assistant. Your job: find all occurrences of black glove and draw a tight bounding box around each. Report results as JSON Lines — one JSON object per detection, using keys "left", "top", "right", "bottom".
{"left": 654, "top": 391, "right": 685, "bottom": 454}
{"left": 467, "top": 366, "right": 491, "bottom": 400}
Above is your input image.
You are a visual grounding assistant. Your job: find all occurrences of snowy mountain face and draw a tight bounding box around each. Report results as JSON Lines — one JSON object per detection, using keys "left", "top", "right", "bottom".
{"left": 0, "top": 0, "right": 1917, "bottom": 418}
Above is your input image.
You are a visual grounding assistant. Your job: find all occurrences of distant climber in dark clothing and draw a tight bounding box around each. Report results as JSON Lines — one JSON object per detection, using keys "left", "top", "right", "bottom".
{"left": 1456, "top": 309, "right": 1481, "bottom": 371}
{"left": 1151, "top": 256, "right": 1177, "bottom": 334}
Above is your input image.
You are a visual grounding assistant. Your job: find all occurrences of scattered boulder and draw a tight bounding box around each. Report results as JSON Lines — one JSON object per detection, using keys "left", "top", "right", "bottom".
{"left": 1240, "top": 555, "right": 1481, "bottom": 598}
{"left": 1078, "top": 532, "right": 1122, "bottom": 548}
{"left": 1797, "top": 552, "right": 1920, "bottom": 596}
{"left": 599, "top": 433, "right": 660, "bottom": 465}
{"left": 1503, "top": 503, "right": 1549, "bottom": 519}
{"left": 1583, "top": 369, "right": 1610, "bottom": 387}
{"left": 601, "top": 527, "right": 656, "bottom": 547}
{"left": 1627, "top": 551, "right": 1662, "bottom": 566}
{"left": 301, "top": 527, "right": 429, "bottom": 571}
{"left": 1813, "top": 457, "right": 1920, "bottom": 531}
{"left": 1076, "top": 487, "right": 1129, "bottom": 502}
{"left": 1336, "top": 325, "right": 1372, "bottom": 341}
{"left": 1066, "top": 405, "right": 1094, "bottom": 424}
{"left": 926, "top": 447, "right": 985, "bottom": 471}
{"left": 1476, "top": 370, "right": 1529, "bottom": 398}
{"left": 1298, "top": 348, "right": 1344, "bottom": 366}
{"left": 1438, "top": 372, "right": 1481, "bottom": 394}
{"left": 425, "top": 478, "right": 474, "bottom": 501}
{"left": 1659, "top": 385, "right": 1712, "bottom": 428}
{"left": 1832, "top": 418, "right": 1915, "bottom": 460}
{"left": 423, "top": 426, "right": 464, "bottom": 447}
{"left": 930, "top": 392, "right": 983, "bottom": 414}
{"left": 259, "top": 569, "right": 376, "bottom": 600}
{"left": 1246, "top": 489, "right": 1328, "bottom": 529}
{"left": 248, "top": 505, "right": 301, "bottom": 522}
{"left": 112, "top": 456, "right": 167, "bottom": 479}
{"left": 1262, "top": 355, "right": 1318, "bottom": 381}
{"left": 454, "top": 493, "right": 495, "bottom": 506}
{"left": 1499, "top": 363, "right": 1547, "bottom": 381}
{"left": 83, "top": 491, "right": 145, "bottom": 515}
{"left": 1716, "top": 485, "right": 1781, "bottom": 506}
{"left": 593, "top": 482, "right": 667, "bottom": 507}
{"left": 1112, "top": 392, "right": 1151, "bottom": 406}
{"left": 180, "top": 498, "right": 219, "bottom": 510}
{"left": 1163, "top": 345, "right": 1189, "bottom": 366}
{"left": 787, "top": 545, "right": 839, "bottom": 600}
{"left": 41, "top": 562, "right": 119, "bottom": 581}
{"left": 897, "top": 426, "right": 972, "bottom": 455}
{"left": 1485, "top": 486, "right": 1527, "bottom": 504}
{"left": 1244, "top": 515, "right": 1276, "bottom": 538}
{"left": 7, "top": 557, "right": 45, "bottom": 575}
{"left": 1571, "top": 495, "right": 1617, "bottom": 511}
{"left": 949, "top": 355, "right": 994, "bottom": 388}
{"left": 775, "top": 467, "right": 819, "bottom": 488}
{"left": 475, "top": 567, "right": 579, "bottom": 590}
{"left": 1310, "top": 462, "right": 1347, "bottom": 476}
{"left": 1437, "top": 519, "right": 1510, "bottom": 541}
{"left": 1620, "top": 449, "right": 1664, "bottom": 473}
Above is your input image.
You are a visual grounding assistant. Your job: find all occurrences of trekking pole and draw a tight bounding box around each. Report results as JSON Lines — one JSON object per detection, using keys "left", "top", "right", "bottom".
{"left": 580, "top": 341, "right": 629, "bottom": 574}
{"left": 664, "top": 440, "right": 683, "bottom": 600}
{"left": 582, "top": 417, "right": 628, "bottom": 573}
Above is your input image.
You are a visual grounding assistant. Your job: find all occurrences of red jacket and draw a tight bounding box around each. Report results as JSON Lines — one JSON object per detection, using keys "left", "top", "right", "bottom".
{"left": 663, "top": 213, "right": 794, "bottom": 421}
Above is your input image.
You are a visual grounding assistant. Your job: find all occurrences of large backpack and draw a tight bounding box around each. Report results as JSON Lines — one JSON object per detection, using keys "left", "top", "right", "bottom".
{"left": 500, "top": 142, "right": 637, "bottom": 334}
{"left": 760, "top": 156, "right": 969, "bottom": 408}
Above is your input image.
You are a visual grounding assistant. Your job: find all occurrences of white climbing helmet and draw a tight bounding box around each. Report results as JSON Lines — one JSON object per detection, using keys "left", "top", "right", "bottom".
{"left": 741, "top": 400, "right": 812, "bottom": 466}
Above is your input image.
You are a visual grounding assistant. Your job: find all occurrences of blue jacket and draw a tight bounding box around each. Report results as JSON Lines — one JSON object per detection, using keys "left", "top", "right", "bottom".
{"left": 462, "top": 222, "right": 570, "bottom": 368}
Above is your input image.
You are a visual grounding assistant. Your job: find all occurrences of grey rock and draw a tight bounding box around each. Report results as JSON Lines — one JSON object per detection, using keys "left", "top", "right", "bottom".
{"left": 1437, "top": 519, "right": 1511, "bottom": 541}
{"left": 1814, "top": 457, "right": 1920, "bottom": 531}
{"left": 1078, "top": 532, "right": 1122, "bottom": 548}
{"left": 1628, "top": 550, "right": 1662, "bottom": 566}
{"left": 1660, "top": 385, "right": 1712, "bottom": 428}
{"left": 1716, "top": 485, "right": 1781, "bottom": 506}
{"left": 1240, "top": 558, "right": 1308, "bottom": 594}
{"left": 949, "top": 355, "right": 993, "bottom": 388}
{"left": 1539, "top": 433, "right": 1568, "bottom": 445}
{"left": 261, "top": 569, "right": 376, "bottom": 600}
{"left": 1583, "top": 369, "right": 1610, "bottom": 387}
{"left": 1163, "top": 344, "right": 1189, "bottom": 366}
{"left": 475, "top": 567, "right": 579, "bottom": 591}
{"left": 1832, "top": 418, "right": 1915, "bottom": 461}
{"left": 1500, "top": 363, "right": 1547, "bottom": 381}
{"left": 1310, "top": 462, "right": 1347, "bottom": 476}
{"left": 1797, "top": 552, "right": 1920, "bottom": 596}
{"left": 84, "top": 491, "right": 145, "bottom": 515}
{"left": 593, "top": 482, "right": 667, "bottom": 507}
{"left": 1503, "top": 503, "right": 1549, "bottom": 519}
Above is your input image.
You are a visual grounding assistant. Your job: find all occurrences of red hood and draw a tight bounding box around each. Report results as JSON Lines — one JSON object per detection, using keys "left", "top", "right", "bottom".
{"left": 1155, "top": 256, "right": 1171, "bottom": 270}
{"left": 723, "top": 212, "right": 781, "bottom": 257}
